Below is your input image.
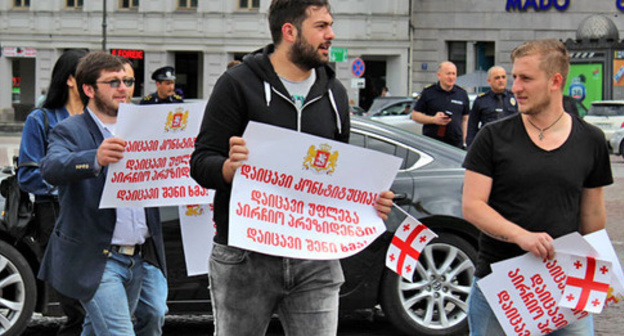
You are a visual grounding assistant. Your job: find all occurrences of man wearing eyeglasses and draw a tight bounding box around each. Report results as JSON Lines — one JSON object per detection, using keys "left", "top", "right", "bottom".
{"left": 39, "top": 52, "right": 167, "bottom": 335}
{"left": 140, "top": 66, "right": 184, "bottom": 105}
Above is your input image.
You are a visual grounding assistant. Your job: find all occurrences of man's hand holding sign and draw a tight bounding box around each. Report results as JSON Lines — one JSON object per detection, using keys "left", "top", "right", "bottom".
{"left": 97, "top": 137, "right": 127, "bottom": 167}
{"left": 227, "top": 122, "right": 398, "bottom": 260}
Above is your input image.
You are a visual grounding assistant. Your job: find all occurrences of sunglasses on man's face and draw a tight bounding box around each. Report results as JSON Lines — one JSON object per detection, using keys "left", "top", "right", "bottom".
{"left": 96, "top": 78, "right": 135, "bottom": 88}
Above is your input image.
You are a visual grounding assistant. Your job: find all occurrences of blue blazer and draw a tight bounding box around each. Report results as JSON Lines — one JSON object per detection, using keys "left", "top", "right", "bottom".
{"left": 39, "top": 111, "right": 166, "bottom": 301}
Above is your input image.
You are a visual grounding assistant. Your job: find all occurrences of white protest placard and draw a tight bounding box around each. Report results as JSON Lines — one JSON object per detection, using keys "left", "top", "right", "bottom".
{"left": 99, "top": 102, "right": 212, "bottom": 208}
{"left": 584, "top": 229, "right": 624, "bottom": 305}
{"left": 479, "top": 231, "right": 624, "bottom": 335}
{"left": 178, "top": 191, "right": 215, "bottom": 276}
{"left": 229, "top": 121, "right": 402, "bottom": 260}
{"left": 479, "top": 246, "right": 589, "bottom": 336}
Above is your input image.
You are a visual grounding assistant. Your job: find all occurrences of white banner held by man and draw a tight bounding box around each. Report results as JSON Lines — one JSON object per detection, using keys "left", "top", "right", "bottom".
{"left": 479, "top": 231, "right": 624, "bottom": 335}
{"left": 178, "top": 190, "right": 215, "bottom": 276}
{"left": 99, "top": 102, "right": 212, "bottom": 208}
{"left": 229, "top": 121, "right": 402, "bottom": 260}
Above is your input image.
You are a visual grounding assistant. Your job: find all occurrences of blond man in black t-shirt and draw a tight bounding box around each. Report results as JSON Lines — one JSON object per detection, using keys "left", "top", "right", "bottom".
{"left": 462, "top": 39, "right": 612, "bottom": 336}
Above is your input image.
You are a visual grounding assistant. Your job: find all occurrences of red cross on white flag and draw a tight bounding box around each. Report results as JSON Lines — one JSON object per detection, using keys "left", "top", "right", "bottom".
{"left": 385, "top": 214, "right": 437, "bottom": 282}
{"left": 559, "top": 255, "right": 612, "bottom": 314}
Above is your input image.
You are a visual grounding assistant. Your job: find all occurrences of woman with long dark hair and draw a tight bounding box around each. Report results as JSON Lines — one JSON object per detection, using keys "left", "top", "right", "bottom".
{"left": 17, "top": 48, "right": 87, "bottom": 336}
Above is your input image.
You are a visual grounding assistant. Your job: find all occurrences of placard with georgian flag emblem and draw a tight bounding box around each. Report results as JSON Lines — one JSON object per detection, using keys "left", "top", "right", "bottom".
{"left": 559, "top": 254, "right": 612, "bottom": 313}
{"left": 385, "top": 213, "right": 437, "bottom": 282}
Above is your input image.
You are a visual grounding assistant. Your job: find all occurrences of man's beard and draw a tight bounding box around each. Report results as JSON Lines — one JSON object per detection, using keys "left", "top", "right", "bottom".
{"left": 93, "top": 90, "right": 118, "bottom": 117}
{"left": 290, "top": 34, "right": 327, "bottom": 71}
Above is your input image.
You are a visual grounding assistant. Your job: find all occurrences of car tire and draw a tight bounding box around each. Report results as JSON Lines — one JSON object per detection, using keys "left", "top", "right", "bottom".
{"left": 379, "top": 232, "right": 477, "bottom": 336}
{"left": 0, "top": 240, "right": 37, "bottom": 336}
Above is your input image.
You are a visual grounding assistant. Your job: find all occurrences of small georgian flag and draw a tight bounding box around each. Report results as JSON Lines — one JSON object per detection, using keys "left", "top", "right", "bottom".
{"left": 559, "top": 254, "right": 612, "bottom": 314}
{"left": 385, "top": 212, "right": 437, "bottom": 282}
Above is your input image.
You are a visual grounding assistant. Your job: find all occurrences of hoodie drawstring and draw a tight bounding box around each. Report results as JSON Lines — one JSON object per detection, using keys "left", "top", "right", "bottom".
{"left": 264, "top": 82, "right": 272, "bottom": 107}
{"left": 328, "top": 89, "right": 342, "bottom": 135}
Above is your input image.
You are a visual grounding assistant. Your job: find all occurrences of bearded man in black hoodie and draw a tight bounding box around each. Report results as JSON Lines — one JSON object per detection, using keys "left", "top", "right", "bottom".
{"left": 190, "top": 0, "right": 394, "bottom": 335}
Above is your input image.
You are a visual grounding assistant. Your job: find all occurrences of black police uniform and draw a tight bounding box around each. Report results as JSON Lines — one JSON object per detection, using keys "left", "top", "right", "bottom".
{"left": 140, "top": 66, "right": 184, "bottom": 105}
{"left": 413, "top": 82, "right": 469, "bottom": 148}
{"left": 466, "top": 89, "right": 518, "bottom": 146}
{"left": 140, "top": 92, "right": 184, "bottom": 105}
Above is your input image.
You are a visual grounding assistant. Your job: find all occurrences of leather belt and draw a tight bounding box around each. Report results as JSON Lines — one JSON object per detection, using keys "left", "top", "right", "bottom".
{"left": 108, "top": 244, "right": 142, "bottom": 256}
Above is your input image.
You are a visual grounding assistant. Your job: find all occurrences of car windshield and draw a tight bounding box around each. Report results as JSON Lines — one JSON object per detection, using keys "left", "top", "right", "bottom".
{"left": 588, "top": 104, "right": 624, "bottom": 117}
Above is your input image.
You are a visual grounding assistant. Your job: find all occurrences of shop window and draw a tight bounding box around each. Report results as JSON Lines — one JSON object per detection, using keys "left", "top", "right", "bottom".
{"left": 13, "top": 0, "right": 30, "bottom": 9}
{"left": 239, "top": 0, "right": 260, "bottom": 10}
{"left": 447, "top": 41, "right": 466, "bottom": 76}
{"left": 66, "top": 0, "right": 83, "bottom": 10}
{"left": 119, "top": 0, "right": 139, "bottom": 10}
{"left": 475, "top": 41, "right": 495, "bottom": 73}
{"left": 177, "top": 0, "right": 198, "bottom": 10}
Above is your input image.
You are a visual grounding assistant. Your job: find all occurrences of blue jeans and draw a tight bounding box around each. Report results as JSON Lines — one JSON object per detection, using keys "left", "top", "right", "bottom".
{"left": 134, "top": 262, "right": 168, "bottom": 336}
{"left": 208, "top": 243, "right": 345, "bottom": 336}
{"left": 80, "top": 252, "right": 144, "bottom": 336}
{"left": 468, "top": 276, "right": 594, "bottom": 336}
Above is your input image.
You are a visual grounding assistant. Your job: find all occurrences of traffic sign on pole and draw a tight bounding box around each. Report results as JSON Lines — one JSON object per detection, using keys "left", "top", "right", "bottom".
{"left": 351, "top": 58, "right": 365, "bottom": 77}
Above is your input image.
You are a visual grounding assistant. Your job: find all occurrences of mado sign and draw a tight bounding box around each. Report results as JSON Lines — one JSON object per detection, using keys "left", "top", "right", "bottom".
{"left": 506, "top": 0, "right": 569, "bottom": 11}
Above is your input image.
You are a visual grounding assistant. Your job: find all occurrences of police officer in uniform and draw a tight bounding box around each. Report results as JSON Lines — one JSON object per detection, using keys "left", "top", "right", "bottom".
{"left": 466, "top": 65, "right": 518, "bottom": 146}
{"left": 140, "top": 66, "right": 184, "bottom": 105}
{"left": 412, "top": 61, "right": 470, "bottom": 148}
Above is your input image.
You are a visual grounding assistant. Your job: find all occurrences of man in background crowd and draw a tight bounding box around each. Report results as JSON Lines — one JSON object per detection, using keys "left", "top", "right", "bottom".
{"left": 411, "top": 61, "right": 470, "bottom": 148}
{"left": 140, "top": 66, "right": 184, "bottom": 105}
{"left": 466, "top": 65, "right": 518, "bottom": 146}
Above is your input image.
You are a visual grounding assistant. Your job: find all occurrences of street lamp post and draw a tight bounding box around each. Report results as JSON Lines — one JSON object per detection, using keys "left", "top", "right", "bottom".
{"left": 102, "top": 0, "right": 107, "bottom": 51}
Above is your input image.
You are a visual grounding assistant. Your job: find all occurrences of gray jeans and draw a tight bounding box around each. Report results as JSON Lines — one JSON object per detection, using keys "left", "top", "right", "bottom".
{"left": 208, "top": 243, "right": 344, "bottom": 336}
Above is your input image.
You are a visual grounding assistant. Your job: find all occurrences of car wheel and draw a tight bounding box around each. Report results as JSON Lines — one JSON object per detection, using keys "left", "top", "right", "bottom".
{"left": 379, "top": 233, "right": 477, "bottom": 336}
{"left": 0, "top": 240, "right": 36, "bottom": 336}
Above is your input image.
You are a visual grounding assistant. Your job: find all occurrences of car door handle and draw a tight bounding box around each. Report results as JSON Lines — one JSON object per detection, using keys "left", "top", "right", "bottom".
{"left": 393, "top": 193, "right": 408, "bottom": 201}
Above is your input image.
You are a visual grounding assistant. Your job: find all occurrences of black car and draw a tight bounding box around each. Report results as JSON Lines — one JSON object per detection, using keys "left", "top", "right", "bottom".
{"left": 0, "top": 117, "right": 478, "bottom": 335}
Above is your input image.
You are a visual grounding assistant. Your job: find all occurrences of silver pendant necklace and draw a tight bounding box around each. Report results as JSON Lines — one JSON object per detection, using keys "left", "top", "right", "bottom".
{"left": 526, "top": 113, "right": 565, "bottom": 140}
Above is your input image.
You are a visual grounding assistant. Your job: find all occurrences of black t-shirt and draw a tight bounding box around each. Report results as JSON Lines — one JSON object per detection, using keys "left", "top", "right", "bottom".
{"left": 414, "top": 83, "right": 469, "bottom": 147}
{"left": 463, "top": 113, "right": 613, "bottom": 277}
{"left": 414, "top": 83, "right": 470, "bottom": 147}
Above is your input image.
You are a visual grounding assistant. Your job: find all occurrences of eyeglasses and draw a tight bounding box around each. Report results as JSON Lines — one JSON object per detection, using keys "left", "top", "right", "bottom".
{"left": 95, "top": 78, "right": 135, "bottom": 88}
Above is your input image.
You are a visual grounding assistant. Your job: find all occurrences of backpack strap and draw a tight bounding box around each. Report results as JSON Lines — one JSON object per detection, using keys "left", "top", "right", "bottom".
{"left": 42, "top": 108, "right": 50, "bottom": 136}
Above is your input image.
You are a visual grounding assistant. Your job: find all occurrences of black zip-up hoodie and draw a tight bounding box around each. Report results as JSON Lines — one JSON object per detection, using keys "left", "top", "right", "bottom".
{"left": 190, "top": 44, "right": 350, "bottom": 245}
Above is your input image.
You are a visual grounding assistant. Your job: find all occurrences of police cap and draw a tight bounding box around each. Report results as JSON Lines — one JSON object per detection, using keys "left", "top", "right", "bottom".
{"left": 151, "top": 66, "right": 176, "bottom": 81}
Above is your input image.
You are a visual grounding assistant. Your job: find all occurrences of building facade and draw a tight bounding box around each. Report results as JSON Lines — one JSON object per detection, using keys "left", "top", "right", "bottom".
{"left": 3, "top": 0, "right": 624, "bottom": 122}
{"left": 0, "top": 0, "right": 411, "bottom": 121}
{"left": 411, "top": 0, "right": 624, "bottom": 106}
